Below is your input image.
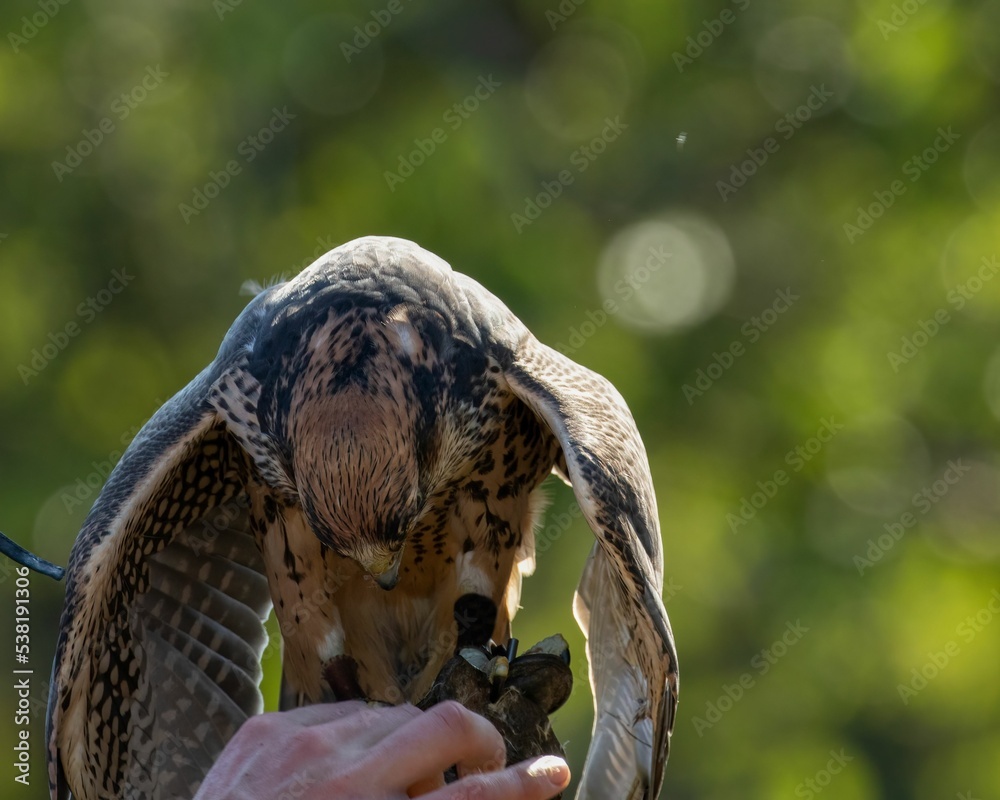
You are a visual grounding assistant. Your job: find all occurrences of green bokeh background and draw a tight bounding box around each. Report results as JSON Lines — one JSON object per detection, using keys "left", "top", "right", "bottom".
{"left": 2, "top": 0, "right": 999, "bottom": 798}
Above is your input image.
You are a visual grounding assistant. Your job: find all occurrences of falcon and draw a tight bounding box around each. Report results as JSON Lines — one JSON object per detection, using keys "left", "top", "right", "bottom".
{"left": 28, "top": 236, "right": 678, "bottom": 799}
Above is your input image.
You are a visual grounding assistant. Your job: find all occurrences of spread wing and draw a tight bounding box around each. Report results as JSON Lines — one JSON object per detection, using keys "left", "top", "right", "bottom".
{"left": 47, "top": 360, "right": 272, "bottom": 800}
{"left": 504, "top": 339, "right": 678, "bottom": 800}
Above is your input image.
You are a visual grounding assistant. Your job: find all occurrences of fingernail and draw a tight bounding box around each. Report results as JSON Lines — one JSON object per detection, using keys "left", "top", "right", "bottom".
{"left": 527, "top": 755, "right": 570, "bottom": 786}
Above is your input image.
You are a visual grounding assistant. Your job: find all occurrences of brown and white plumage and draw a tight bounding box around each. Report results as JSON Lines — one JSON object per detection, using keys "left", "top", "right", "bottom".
{"left": 45, "top": 236, "right": 678, "bottom": 800}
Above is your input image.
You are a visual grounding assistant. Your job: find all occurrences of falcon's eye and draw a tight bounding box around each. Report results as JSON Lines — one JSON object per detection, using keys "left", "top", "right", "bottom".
{"left": 382, "top": 503, "right": 422, "bottom": 544}
{"left": 381, "top": 521, "right": 411, "bottom": 548}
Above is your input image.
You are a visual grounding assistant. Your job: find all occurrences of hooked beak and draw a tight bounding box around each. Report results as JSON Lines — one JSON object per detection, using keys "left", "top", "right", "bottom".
{"left": 364, "top": 547, "right": 404, "bottom": 591}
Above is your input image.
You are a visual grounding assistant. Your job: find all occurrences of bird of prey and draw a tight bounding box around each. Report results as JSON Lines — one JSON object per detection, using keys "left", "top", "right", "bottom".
{"left": 33, "top": 236, "right": 677, "bottom": 799}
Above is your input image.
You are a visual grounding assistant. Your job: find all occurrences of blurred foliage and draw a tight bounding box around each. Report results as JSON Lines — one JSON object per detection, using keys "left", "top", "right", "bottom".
{"left": 2, "top": 0, "right": 999, "bottom": 798}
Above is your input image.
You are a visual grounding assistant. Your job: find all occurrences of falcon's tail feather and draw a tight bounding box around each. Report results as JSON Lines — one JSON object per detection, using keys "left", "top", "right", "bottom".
{"left": 575, "top": 545, "right": 661, "bottom": 800}
{"left": 502, "top": 340, "right": 678, "bottom": 800}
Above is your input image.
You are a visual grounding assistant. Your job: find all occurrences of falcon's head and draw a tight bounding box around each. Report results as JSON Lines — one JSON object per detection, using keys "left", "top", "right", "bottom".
{"left": 291, "top": 382, "right": 425, "bottom": 589}
{"left": 282, "top": 314, "right": 429, "bottom": 590}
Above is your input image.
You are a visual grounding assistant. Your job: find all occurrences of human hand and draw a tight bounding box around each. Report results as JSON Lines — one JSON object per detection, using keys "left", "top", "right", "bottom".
{"left": 193, "top": 699, "right": 571, "bottom": 799}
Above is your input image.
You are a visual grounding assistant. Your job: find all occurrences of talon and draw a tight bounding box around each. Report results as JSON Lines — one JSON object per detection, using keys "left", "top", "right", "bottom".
{"left": 488, "top": 655, "right": 509, "bottom": 701}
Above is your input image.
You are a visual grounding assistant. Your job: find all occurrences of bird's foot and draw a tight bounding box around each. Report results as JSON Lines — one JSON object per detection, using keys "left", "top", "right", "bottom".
{"left": 419, "top": 632, "right": 573, "bottom": 797}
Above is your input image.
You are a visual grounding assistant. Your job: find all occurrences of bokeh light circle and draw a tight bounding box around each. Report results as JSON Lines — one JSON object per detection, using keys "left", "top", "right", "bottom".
{"left": 525, "top": 32, "right": 633, "bottom": 141}
{"left": 64, "top": 16, "right": 165, "bottom": 110}
{"left": 824, "top": 414, "right": 931, "bottom": 516}
{"left": 283, "top": 15, "right": 384, "bottom": 115}
{"left": 922, "top": 457, "right": 1000, "bottom": 562}
{"left": 753, "top": 17, "right": 853, "bottom": 117}
{"left": 597, "top": 214, "right": 735, "bottom": 333}
{"left": 983, "top": 346, "right": 1000, "bottom": 422}
{"left": 970, "top": 0, "right": 1000, "bottom": 83}
{"left": 962, "top": 118, "right": 1000, "bottom": 209}
{"left": 938, "top": 212, "right": 1000, "bottom": 319}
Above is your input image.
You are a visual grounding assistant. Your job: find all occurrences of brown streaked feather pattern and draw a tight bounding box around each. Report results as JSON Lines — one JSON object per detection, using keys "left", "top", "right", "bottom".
{"left": 48, "top": 377, "right": 273, "bottom": 799}
{"left": 505, "top": 342, "right": 677, "bottom": 800}
{"left": 48, "top": 236, "right": 676, "bottom": 800}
